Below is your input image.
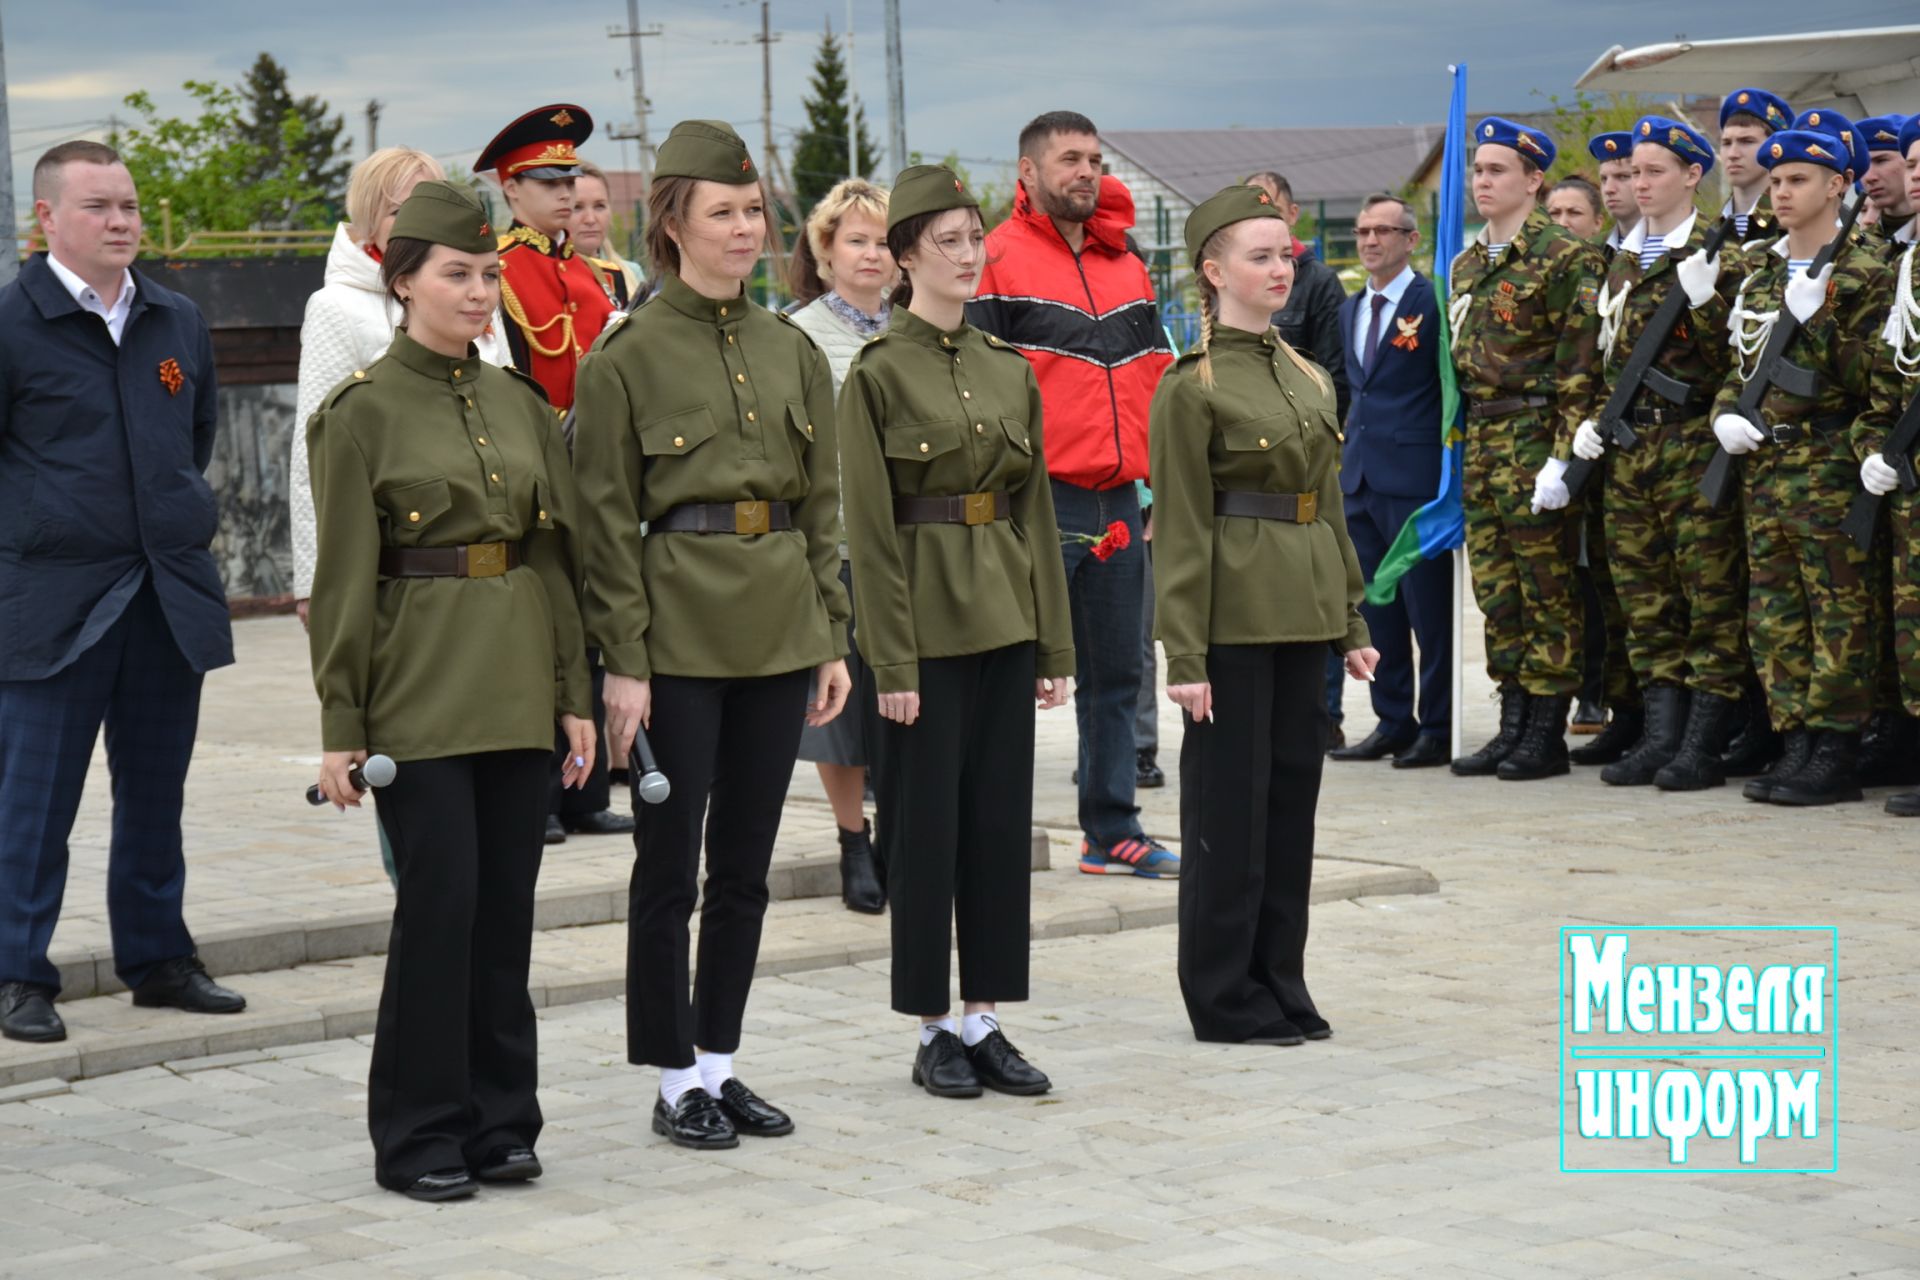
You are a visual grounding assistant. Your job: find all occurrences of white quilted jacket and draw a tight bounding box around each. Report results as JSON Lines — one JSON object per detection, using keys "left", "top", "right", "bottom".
{"left": 288, "top": 223, "right": 510, "bottom": 597}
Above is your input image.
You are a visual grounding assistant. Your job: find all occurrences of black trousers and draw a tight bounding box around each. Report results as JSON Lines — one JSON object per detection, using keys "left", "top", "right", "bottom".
{"left": 627, "top": 667, "right": 811, "bottom": 1068}
{"left": 1177, "top": 642, "right": 1327, "bottom": 1042}
{"left": 876, "top": 643, "right": 1036, "bottom": 1016}
{"left": 550, "top": 651, "right": 611, "bottom": 817}
{"left": 369, "top": 749, "right": 548, "bottom": 1187}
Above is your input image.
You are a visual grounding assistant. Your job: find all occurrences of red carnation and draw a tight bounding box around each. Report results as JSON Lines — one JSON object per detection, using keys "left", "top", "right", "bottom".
{"left": 1089, "top": 520, "right": 1131, "bottom": 562}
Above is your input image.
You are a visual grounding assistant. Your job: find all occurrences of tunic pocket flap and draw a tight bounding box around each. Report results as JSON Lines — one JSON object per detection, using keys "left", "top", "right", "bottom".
{"left": 375, "top": 476, "right": 453, "bottom": 534}
{"left": 1000, "top": 416, "right": 1033, "bottom": 455}
{"left": 1222, "top": 416, "right": 1290, "bottom": 452}
{"left": 638, "top": 405, "right": 718, "bottom": 456}
{"left": 884, "top": 419, "right": 963, "bottom": 462}
{"left": 785, "top": 399, "right": 815, "bottom": 442}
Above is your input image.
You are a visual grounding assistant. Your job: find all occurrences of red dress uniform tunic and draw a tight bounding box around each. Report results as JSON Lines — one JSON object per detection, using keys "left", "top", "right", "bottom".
{"left": 497, "top": 224, "right": 615, "bottom": 411}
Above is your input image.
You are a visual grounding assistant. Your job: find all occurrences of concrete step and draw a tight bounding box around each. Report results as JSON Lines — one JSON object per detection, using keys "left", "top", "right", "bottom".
{"left": 0, "top": 846, "right": 1435, "bottom": 1090}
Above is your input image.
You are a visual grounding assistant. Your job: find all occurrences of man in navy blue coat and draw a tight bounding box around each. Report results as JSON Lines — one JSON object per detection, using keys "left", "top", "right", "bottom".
{"left": 1327, "top": 194, "right": 1453, "bottom": 768}
{"left": 0, "top": 142, "right": 245, "bottom": 1043}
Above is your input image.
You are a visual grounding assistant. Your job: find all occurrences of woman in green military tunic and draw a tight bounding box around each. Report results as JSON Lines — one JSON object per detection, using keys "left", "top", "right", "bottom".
{"left": 572, "top": 120, "right": 851, "bottom": 1151}
{"left": 839, "top": 166, "right": 1074, "bottom": 1099}
{"left": 307, "top": 181, "right": 595, "bottom": 1200}
{"left": 1150, "top": 186, "right": 1379, "bottom": 1047}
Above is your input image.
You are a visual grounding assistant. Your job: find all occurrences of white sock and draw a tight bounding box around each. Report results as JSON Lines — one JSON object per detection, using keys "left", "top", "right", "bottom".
{"left": 961, "top": 1012, "right": 999, "bottom": 1047}
{"left": 695, "top": 1050, "right": 733, "bottom": 1095}
{"left": 661, "top": 1064, "right": 704, "bottom": 1107}
{"left": 919, "top": 1016, "right": 956, "bottom": 1046}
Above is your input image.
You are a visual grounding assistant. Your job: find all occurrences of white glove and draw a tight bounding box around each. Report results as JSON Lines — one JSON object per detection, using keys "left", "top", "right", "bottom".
{"left": 1712, "top": 413, "right": 1766, "bottom": 455}
{"left": 1783, "top": 264, "right": 1832, "bottom": 324}
{"left": 1530, "top": 456, "right": 1571, "bottom": 513}
{"left": 1675, "top": 250, "right": 1720, "bottom": 309}
{"left": 1861, "top": 453, "right": 1900, "bottom": 496}
{"left": 1572, "top": 419, "right": 1606, "bottom": 461}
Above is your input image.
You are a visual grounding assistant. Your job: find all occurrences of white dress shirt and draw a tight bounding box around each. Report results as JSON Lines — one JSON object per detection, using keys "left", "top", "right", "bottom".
{"left": 1352, "top": 263, "right": 1416, "bottom": 368}
{"left": 46, "top": 253, "right": 136, "bottom": 346}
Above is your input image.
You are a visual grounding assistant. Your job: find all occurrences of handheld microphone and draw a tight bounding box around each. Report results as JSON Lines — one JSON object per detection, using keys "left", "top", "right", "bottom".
{"left": 629, "top": 726, "right": 671, "bottom": 805}
{"left": 306, "top": 753, "right": 397, "bottom": 805}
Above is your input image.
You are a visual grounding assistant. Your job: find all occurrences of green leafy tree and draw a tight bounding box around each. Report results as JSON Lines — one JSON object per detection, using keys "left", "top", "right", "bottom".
{"left": 238, "top": 53, "right": 351, "bottom": 227}
{"left": 791, "top": 24, "right": 880, "bottom": 212}
{"left": 905, "top": 149, "right": 1013, "bottom": 230}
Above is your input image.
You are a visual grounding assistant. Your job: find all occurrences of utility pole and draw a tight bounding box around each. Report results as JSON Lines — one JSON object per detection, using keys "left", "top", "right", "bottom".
{"left": 607, "top": 0, "right": 662, "bottom": 187}
{"left": 845, "top": 0, "right": 857, "bottom": 180}
{"left": 884, "top": 0, "right": 906, "bottom": 173}
{"left": 756, "top": 0, "right": 786, "bottom": 305}
{"left": 365, "top": 100, "right": 381, "bottom": 155}
{"left": 0, "top": 9, "right": 16, "bottom": 286}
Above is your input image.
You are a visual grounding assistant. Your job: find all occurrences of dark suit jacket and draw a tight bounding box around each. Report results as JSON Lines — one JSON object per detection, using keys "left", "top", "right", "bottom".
{"left": 1339, "top": 270, "right": 1444, "bottom": 500}
{"left": 0, "top": 254, "right": 233, "bottom": 679}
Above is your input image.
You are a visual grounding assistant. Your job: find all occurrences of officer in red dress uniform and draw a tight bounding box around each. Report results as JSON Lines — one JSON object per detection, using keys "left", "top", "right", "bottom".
{"left": 477, "top": 105, "right": 616, "bottom": 413}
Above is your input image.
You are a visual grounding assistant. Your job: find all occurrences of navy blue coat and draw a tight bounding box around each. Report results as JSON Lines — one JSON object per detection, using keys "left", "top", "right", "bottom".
{"left": 0, "top": 254, "right": 233, "bottom": 680}
{"left": 1339, "top": 271, "right": 1444, "bottom": 500}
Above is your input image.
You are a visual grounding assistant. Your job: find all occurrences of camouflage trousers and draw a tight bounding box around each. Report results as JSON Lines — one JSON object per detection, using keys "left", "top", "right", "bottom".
{"left": 1581, "top": 485, "right": 1637, "bottom": 707}
{"left": 1462, "top": 410, "right": 1584, "bottom": 695}
{"left": 1891, "top": 487, "right": 1920, "bottom": 718}
{"left": 1869, "top": 528, "right": 1904, "bottom": 714}
{"left": 1600, "top": 418, "right": 1750, "bottom": 698}
{"left": 1742, "top": 439, "right": 1874, "bottom": 732}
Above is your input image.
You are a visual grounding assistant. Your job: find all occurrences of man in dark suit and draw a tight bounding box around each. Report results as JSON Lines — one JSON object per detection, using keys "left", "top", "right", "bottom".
{"left": 1327, "top": 193, "right": 1452, "bottom": 768}
{"left": 0, "top": 142, "right": 245, "bottom": 1044}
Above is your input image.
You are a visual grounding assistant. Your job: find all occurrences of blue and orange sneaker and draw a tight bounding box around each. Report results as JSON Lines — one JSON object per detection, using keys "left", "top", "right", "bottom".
{"left": 1079, "top": 836, "right": 1180, "bottom": 879}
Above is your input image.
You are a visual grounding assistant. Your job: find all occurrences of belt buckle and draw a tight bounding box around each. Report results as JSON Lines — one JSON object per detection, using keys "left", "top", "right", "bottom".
{"left": 734, "top": 500, "right": 771, "bottom": 535}
{"left": 1296, "top": 492, "right": 1319, "bottom": 523}
{"left": 962, "top": 493, "right": 994, "bottom": 526}
{"left": 1768, "top": 423, "right": 1798, "bottom": 445}
{"left": 466, "top": 542, "right": 507, "bottom": 578}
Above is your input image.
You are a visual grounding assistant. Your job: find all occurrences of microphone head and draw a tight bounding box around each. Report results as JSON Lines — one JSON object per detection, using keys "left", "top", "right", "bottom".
{"left": 636, "top": 771, "right": 672, "bottom": 805}
{"left": 361, "top": 754, "right": 398, "bottom": 788}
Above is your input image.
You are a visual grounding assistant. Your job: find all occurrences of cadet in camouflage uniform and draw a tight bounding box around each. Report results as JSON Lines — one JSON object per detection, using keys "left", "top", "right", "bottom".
{"left": 1576, "top": 116, "right": 1749, "bottom": 792}
{"left": 1709, "top": 123, "right": 1894, "bottom": 807}
{"left": 1857, "top": 114, "right": 1916, "bottom": 255}
{"left": 1447, "top": 117, "right": 1605, "bottom": 782}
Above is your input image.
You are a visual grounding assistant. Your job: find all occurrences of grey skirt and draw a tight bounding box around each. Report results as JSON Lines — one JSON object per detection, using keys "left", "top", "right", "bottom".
{"left": 798, "top": 561, "right": 872, "bottom": 767}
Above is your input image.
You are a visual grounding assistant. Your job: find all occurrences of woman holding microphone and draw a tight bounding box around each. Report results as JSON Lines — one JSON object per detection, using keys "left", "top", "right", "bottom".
{"left": 572, "top": 120, "right": 851, "bottom": 1151}
{"left": 307, "top": 181, "right": 594, "bottom": 1200}
{"left": 1150, "top": 185, "right": 1378, "bottom": 1047}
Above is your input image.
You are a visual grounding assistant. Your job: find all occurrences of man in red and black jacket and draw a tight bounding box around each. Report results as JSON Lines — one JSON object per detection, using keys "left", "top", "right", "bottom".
{"left": 968, "top": 111, "right": 1180, "bottom": 881}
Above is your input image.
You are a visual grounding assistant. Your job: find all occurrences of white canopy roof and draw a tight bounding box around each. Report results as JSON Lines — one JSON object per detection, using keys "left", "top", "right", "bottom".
{"left": 1575, "top": 26, "right": 1920, "bottom": 118}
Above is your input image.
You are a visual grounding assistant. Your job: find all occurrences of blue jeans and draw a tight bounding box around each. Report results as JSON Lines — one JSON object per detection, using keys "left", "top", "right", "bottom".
{"left": 1051, "top": 479, "right": 1147, "bottom": 848}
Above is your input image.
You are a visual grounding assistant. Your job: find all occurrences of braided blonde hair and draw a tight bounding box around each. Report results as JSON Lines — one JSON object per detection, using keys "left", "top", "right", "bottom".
{"left": 1193, "top": 223, "right": 1331, "bottom": 396}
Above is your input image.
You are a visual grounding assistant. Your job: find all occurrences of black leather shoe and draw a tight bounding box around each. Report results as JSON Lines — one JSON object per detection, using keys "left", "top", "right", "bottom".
{"left": 1390, "top": 734, "right": 1449, "bottom": 769}
{"left": 1242, "top": 1018, "right": 1306, "bottom": 1046}
{"left": 473, "top": 1145, "right": 542, "bottom": 1182}
{"left": 715, "top": 1077, "right": 795, "bottom": 1137}
{"left": 1326, "top": 723, "right": 1347, "bottom": 752}
{"left": 0, "top": 982, "right": 65, "bottom": 1043}
{"left": 839, "top": 822, "right": 886, "bottom": 915}
{"left": 1886, "top": 790, "right": 1920, "bottom": 817}
{"left": 964, "top": 1029, "right": 1051, "bottom": 1095}
{"left": 393, "top": 1168, "right": 476, "bottom": 1202}
{"left": 562, "top": 809, "right": 636, "bottom": 836}
{"left": 130, "top": 956, "right": 245, "bottom": 1014}
{"left": 913, "top": 1029, "right": 983, "bottom": 1098}
{"left": 651, "top": 1090, "right": 739, "bottom": 1149}
{"left": 1329, "top": 727, "right": 1416, "bottom": 762}
{"left": 1569, "top": 699, "right": 1606, "bottom": 734}
{"left": 544, "top": 815, "right": 567, "bottom": 845}
{"left": 1136, "top": 749, "right": 1166, "bottom": 789}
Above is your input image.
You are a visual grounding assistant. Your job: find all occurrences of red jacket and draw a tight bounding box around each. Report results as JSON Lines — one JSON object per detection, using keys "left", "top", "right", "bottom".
{"left": 967, "top": 177, "right": 1171, "bottom": 489}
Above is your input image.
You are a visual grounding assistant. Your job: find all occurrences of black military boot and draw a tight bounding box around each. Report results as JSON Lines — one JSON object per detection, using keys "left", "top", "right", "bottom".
{"left": 1742, "top": 727, "right": 1813, "bottom": 802}
{"left": 838, "top": 822, "right": 885, "bottom": 915}
{"left": 1653, "top": 690, "right": 1742, "bottom": 791}
{"left": 1497, "top": 694, "right": 1572, "bottom": 781}
{"left": 1600, "top": 684, "right": 1689, "bottom": 786}
{"left": 1569, "top": 702, "right": 1645, "bottom": 766}
{"left": 1886, "top": 790, "right": 1920, "bottom": 817}
{"left": 1451, "top": 683, "right": 1527, "bottom": 776}
{"left": 1856, "top": 711, "right": 1920, "bottom": 788}
{"left": 1767, "top": 731, "right": 1865, "bottom": 806}
{"left": 1720, "top": 691, "right": 1783, "bottom": 778}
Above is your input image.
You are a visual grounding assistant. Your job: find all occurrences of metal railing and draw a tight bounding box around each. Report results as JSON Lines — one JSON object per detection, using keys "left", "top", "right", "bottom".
{"left": 14, "top": 198, "right": 334, "bottom": 259}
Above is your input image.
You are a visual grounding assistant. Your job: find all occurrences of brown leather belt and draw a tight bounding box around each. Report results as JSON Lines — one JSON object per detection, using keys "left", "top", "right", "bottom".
{"left": 893, "top": 491, "right": 1010, "bottom": 526}
{"left": 1467, "top": 394, "right": 1550, "bottom": 420}
{"left": 651, "top": 500, "right": 793, "bottom": 534}
{"left": 1214, "top": 490, "right": 1320, "bottom": 523}
{"left": 1760, "top": 412, "right": 1853, "bottom": 446}
{"left": 379, "top": 542, "right": 522, "bottom": 579}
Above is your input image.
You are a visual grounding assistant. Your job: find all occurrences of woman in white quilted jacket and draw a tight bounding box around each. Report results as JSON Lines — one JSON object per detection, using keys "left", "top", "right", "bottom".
{"left": 289, "top": 148, "right": 510, "bottom": 625}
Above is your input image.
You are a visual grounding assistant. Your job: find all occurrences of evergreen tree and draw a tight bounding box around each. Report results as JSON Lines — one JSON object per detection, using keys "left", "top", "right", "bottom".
{"left": 238, "top": 53, "right": 351, "bottom": 228}
{"left": 791, "top": 23, "right": 879, "bottom": 213}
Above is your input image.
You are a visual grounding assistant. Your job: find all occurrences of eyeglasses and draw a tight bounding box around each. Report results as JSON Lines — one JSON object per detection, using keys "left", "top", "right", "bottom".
{"left": 1353, "top": 225, "right": 1415, "bottom": 240}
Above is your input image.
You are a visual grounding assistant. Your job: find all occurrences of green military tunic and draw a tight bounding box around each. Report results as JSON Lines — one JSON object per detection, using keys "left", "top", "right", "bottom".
{"left": 307, "top": 330, "right": 592, "bottom": 759}
{"left": 837, "top": 308, "right": 1074, "bottom": 693}
{"left": 1149, "top": 325, "right": 1369, "bottom": 687}
{"left": 572, "top": 272, "right": 850, "bottom": 680}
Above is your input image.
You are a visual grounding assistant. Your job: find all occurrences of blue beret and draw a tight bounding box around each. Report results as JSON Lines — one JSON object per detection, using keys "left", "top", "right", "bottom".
{"left": 1758, "top": 129, "right": 1850, "bottom": 176}
{"left": 1475, "top": 116, "right": 1556, "bottom": 169}
{"left": 1630, "top": 115, "right": 1716, "bottom": 176}
{"left": 1856, "top": 115, "right": 1908, "bottom": 152}
{"left": 1587, "top": 131, "right": 1632, "bottom": 163}
{"left": 1902, "top": 115, "right": 1920, "bottom": 158}
{"left": 1791, "top": 109, "right": 1868, "bottom": 178}
{"left": 1721, "top": 88, "right": 1793, "bottom": 134}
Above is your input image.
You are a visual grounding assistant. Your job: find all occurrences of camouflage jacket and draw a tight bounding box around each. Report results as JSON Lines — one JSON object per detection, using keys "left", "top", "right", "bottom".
{"left": 1599, "top": 212, "right": 1732, "bottom": 413}
{"left": 1709, "top": 234, "right": 1894, "bottom": 460}
{"left": 1859, "top": 213, "right": 1916, "bottom": 265}
{"left": 1450, "top": 205, "right": 1604, "bottom": 457}
{"left": 1862, "top": 241, "right": 1919, "bottom": 460}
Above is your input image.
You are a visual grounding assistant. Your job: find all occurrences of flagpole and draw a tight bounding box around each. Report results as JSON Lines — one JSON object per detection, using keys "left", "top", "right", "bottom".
{"left": 1451, "top": 546, "right": 1465, "bottom": 760}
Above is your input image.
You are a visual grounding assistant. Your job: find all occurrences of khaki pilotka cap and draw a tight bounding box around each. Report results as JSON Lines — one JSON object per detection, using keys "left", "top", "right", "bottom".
{"left": 388, "top": 181, "right": 497, "bottom": 254}
{"left": 1184, "top": 184, "right": 1286, "bottom": 267}
{"left": 885, "top": 164, "right": 977, "bottom": 231}
{"left": 654, "top": 119, "right": 760, "bottom": 184}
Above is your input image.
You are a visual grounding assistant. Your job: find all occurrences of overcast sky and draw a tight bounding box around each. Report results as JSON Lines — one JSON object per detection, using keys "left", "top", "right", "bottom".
{"left": 6, "top": 0, "right": 1914, "bottom": 214}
